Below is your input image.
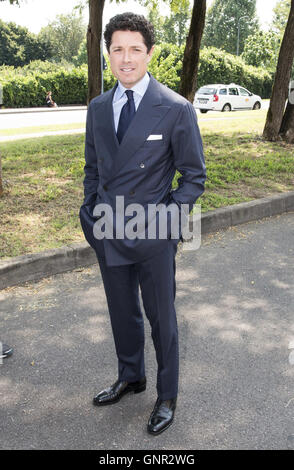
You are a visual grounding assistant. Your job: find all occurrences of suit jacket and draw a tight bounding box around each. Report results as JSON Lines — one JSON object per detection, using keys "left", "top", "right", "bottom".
{"left": 79, "top": 73, "right": 206, "bottom": 266}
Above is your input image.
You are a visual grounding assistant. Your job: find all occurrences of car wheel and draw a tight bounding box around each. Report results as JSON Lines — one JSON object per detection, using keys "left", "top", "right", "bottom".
{"left": 253, "top": 101, "right": 261, "bottom": 110}
{"left": 199, "top": 109, "right": 208, "bottom": 114}
{"left": 222, "top": 103, "right": 231, "bottom": 112}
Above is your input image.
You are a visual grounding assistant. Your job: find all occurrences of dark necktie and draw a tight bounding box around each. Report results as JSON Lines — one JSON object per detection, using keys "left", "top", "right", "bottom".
{"left": 116, "top": 89, "right": 136, "bottom": 144}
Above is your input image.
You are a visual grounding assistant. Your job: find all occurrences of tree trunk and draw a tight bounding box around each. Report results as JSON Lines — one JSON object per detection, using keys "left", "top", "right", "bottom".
{"left": 279, "top": 101, "right": 294, "bottom": 143}
{"left": 178, "top": 0, "right": 206, "bottom": 103}
{"left": 263, "top": 0, "right": 294, "bottom": 141}
{"left": 87, "top": 0, "right": 105, "bottom": 105}
{"left": 0, "top": 153, "right": 3, "bottom": 197}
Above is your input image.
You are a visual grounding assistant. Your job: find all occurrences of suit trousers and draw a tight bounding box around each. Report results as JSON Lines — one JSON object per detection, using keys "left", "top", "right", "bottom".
{"left": 96, "top": 240, "right": 179, "bottom": 400}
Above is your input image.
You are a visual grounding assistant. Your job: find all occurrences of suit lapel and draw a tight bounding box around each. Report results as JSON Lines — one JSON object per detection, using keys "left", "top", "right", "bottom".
{"left": 105, "top": 75, "right": 171, "bottom": 184}
{"left": 92, "top": 83, "right": 119, "bottom": 164}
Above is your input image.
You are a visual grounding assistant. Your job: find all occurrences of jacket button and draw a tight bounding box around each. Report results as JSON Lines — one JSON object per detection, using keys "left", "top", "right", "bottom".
{"left": 140, "top": 162, "right": 145, "bottom": 168}
{"left": 103, "top": 184, "right": 108, "bottom": 191}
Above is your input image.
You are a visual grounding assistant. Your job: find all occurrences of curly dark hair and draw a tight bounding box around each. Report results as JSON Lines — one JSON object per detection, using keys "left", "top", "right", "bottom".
{"left": 104, "top": 12, "right": 155, "bottom": 53}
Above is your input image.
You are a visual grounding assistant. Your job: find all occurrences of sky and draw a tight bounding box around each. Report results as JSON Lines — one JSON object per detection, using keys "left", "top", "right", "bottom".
{"left": 0, "top": 0, "right": 279, "bottom": 34}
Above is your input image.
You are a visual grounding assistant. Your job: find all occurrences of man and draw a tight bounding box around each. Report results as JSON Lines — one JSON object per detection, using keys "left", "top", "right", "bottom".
{"left": 79, "top": 12, "right": 206, "bottom": 435}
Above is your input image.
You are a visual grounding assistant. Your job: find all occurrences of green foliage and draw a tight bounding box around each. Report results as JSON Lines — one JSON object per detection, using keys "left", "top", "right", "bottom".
{"left": 148, "top": 44, "right": 184, "bottom": 92}
{"left": 198, "top": 47, "right": 273, "bottom": 98}
{"left": 103, "top": 55, "right": 117, "bottom": 91}
{"left": 0, "top": 43, "right": 273, "bottom": 107}
{"left": 0, "top": 60, "right": 75, "bottom": 78}
{"left": 0, "top": 19, "right": 52, "bottom": 67}
{"left": 38, "top": 11, "right": 86, "bottom": 63}
{"left": 147, "top": 0, "right": 191, "bottom": 47}
{"left": 202, "top": 0, "right": 260, "bottom": 55}
{"left": 242, "top": 30, "right": 281, "bottom": 70}
{"left": 271, "top": 0, "right": 291, "bottom": 35}
{"left": 1, "top": 64, "right": 88, "bottom": 107}
{"left": 72, "top": 39, "right": 87, "bottom": 67}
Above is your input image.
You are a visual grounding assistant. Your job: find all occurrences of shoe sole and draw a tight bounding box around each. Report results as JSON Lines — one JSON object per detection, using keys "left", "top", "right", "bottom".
{"left": 93, "top": 383, "right": 146, "bottom": 406}
{"left": 147, "top": 417, "right": 174, "bottom": 436}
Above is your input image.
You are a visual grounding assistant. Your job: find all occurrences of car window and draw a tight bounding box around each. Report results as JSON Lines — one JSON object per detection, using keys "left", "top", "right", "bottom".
{"left": 197, "top": 87, "right": 217, "bottom": 95}
{"left": 219, "top": 88, "right": 227, "bottom": 95}
{"left": 239, "top": 87, "right": 250, "bottom": 96}
{"left": 229, "top": 88, "right": 239, "bottom": 96}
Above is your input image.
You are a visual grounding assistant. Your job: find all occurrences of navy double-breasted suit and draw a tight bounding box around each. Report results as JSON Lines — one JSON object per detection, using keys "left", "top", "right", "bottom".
{"left": 79, "top": 73, "right": 206, "bottom": 399}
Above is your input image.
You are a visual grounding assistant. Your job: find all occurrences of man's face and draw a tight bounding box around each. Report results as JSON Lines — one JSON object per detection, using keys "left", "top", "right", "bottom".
{"left": 108, "top": 30, "right": 154, "bottom": 88}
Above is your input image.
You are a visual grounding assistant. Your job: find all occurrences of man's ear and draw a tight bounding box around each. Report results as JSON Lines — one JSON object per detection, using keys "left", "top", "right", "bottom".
{"left": 147, "top": 45, "right": 155, "bottom": 63}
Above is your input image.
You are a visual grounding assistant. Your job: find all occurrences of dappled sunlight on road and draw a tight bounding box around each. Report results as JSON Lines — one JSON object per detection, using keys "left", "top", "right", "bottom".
{"left": 1, "top": 213, "right": 294, "bottom": 449}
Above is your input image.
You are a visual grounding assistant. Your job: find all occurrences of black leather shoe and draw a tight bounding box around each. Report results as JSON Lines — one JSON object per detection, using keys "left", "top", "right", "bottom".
{"left": 0, "top": 343, "right": 13, "bottom": 359}
{"left": 147, "top": 397, "right": 177, "bottom": 435}
{"left": 93, "top": 377, "right": 146, "bottom": 406}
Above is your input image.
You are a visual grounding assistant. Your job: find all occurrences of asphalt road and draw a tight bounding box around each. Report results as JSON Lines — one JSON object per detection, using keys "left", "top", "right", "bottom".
{"left": 1, "top": 212, "right": 294, "bottom": 450}
{"left": 0, "top": 107, "right": 87, "bottom": 130}
{"left": 0, "top": 100, "right": 270, "bottom": 131}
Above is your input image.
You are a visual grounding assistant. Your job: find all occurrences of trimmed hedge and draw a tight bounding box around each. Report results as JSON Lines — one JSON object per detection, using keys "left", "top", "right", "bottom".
{"left": 0, "top": 46, "right": 273, "bottom": 107}
{"left": 1, "top": 66, "right": 88, "bottom": 107}
{"left": 197, "top": 47, "right": 273, "bottom": 99}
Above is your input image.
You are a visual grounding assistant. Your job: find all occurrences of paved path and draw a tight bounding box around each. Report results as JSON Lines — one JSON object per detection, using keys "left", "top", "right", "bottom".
{"left": 0, "top": 107, "right": 87, "bottom": 130}
{"left": 0, "top": 212, "right": 293, "bottom": 450}
{"left": 0, "top": 101, "right": 269, "bottom": 142}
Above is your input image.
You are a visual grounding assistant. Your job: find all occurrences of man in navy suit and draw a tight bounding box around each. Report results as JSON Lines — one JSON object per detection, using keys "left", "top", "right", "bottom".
{"left": 80, "top": 12, "right": 206, "bottom": 435}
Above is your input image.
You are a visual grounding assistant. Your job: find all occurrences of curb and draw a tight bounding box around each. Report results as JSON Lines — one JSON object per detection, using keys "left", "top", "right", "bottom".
{"left": 200, "top": 191, "right": 294, "bottom": 233}
{"left": 1, "top": 191, "right": 293, "bottom": 290}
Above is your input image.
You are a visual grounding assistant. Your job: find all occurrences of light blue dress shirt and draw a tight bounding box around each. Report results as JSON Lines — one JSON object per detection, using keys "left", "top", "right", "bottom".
{"left": 112, "top": 72, "right": 150, "bottom": 132}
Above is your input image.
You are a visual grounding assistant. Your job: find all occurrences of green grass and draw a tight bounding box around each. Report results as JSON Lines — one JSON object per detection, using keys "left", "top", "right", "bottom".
{"left": 197, "top": 109, "right": 294, "bottom": 211}
{"left": 0, "top": 109, "right": 293, "bottom": 259}
{"left": 0, "top": 122, "right": 85, "bottom": 137}
{"left": 0, "top": 135, "right": 85, "bottom": 258}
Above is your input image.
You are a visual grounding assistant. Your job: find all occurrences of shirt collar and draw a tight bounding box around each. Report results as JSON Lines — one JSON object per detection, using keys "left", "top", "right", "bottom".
{"left": 114, "top": 72, "right": 150, "bottom": 102}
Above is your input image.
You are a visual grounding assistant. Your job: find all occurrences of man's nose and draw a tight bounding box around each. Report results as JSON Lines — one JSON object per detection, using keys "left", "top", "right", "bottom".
{"left": 122, "top": 50, "right": 131, "bottom": 62}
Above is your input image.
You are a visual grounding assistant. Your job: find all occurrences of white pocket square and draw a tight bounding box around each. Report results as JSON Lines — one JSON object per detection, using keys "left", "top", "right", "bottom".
{"left": 146, "top": 134, "right": 163, "bottom": 141}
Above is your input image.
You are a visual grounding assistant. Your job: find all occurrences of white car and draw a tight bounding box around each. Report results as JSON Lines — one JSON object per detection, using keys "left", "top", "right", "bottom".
{"left": 194, "top": 83, "right": 262, "bottom": 113}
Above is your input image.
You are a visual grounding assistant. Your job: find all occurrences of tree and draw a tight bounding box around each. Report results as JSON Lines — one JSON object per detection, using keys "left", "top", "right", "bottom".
{"left": 0, "top": 151, "right": 3, "bottom": 197}
{"left": 0, "top": 20, "right": 25, "bottom": 66}
{"left": 87, "top": 0, "right": 105, "bottom": 103}
{"left": 202, "top": 0, "right": 259, "bottom": 55}
{"left": 0, "top": 20, "right": 52, "bottom": 66}
{"left": 178, "top": 0, "right": 206, "bottom": 102}
{"left": 263, "top": 0, "right": 294, "bottom": 142}
{"left": 147, "top": 0, "right": 191, "bottom": 47}
{"left": 272, "top": 0, "right": 291, "bottom": 35}
{"left": 73, "top": 38, "right": 87, "bottom": 66}
{"left": 162, "top": 0, "right": 191, "bottom": 47}
{"left": 39, "top": 11, "right": 86, "bottom": 63}
{"left": 242, "top": 30, "right": 281, "bottom": 70}
{"left": 145, "top": 0, "right": 206, "bottom": 101}
{"left": 146, "top": 2, "right": 166, "bottom": 44}
{"left": 87, "top": 0, "right": 131, "bottom": 103}
{"left": 279, "top": 96, "right": 294, "bottom": 142}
